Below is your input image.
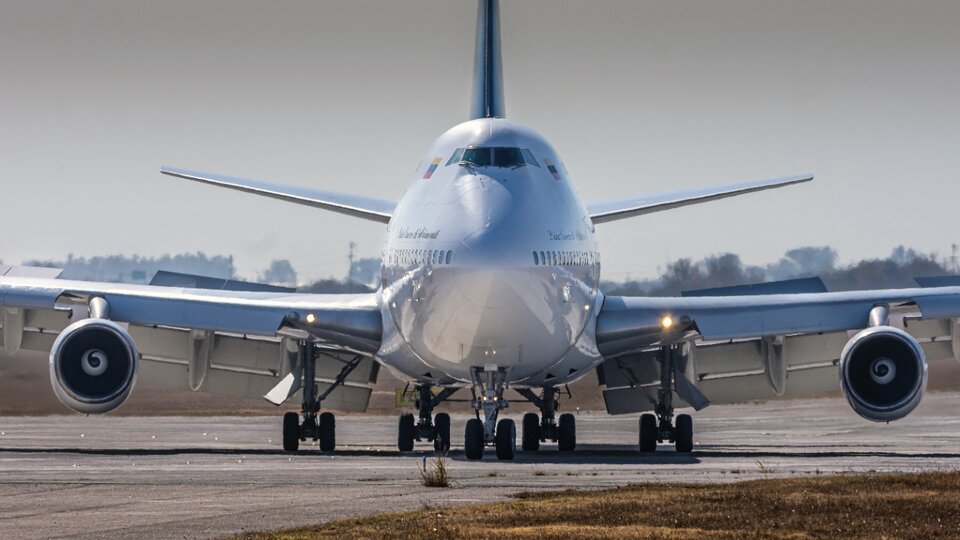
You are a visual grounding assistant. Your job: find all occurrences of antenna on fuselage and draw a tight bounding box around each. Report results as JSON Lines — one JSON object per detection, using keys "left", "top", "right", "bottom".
{"left": 469, "top": 0, "right": 505, "bottom": 119}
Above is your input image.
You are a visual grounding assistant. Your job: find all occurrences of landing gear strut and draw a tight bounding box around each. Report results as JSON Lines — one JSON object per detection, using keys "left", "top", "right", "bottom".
{"left": 397, "top": 384, "right": 458, "bottom": 452}
{"left": 465, "top": 367, "right": 512, "bottom": 460}
{"left": 639, "top": 344, "right": 693, "bottom": 453}
{"left": 516, "top": 386, "right": 576, "bottom": 452}
{"left": 282, "top": 341, "right": 362, "bottom": 452}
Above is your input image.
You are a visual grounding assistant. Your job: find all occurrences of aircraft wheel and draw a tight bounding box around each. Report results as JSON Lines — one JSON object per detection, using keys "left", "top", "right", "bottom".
{"left": 522, "top": 412, "right": 540, "bottom": 452}
{"left": 433, "top": 413, "right": 451, "bottom": 453}
{"left": 398, "top": 412, "right": 415, "bottom": 452}
{"left": 465, "top": 418, "right": 485, "bottom": 460}
{"left": 558, "top": 413, "right": 576, "bottom": 452}
{"left": 282, "top": 412, "right": 300, "bottom": 452}
{"left": 675, "top": 414, "right": 693, "bottom": 453}
{"left": 495, "top": 418, "right": 516, "bottom": 460}
{"left": 319, "top": 412, "right": 336, "bottom": 452}
{"left": 639, "top": 413, "right": 658, "bottom": 453}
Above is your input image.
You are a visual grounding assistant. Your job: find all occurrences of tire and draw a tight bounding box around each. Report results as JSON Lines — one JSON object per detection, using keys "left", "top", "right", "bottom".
{"left": 398, "top": 412, "right": 415, "bottom": 452}
{"left": 675, "top": 414, "right": 693, "bottom": 453}
{"left": 522, "top": 412, "right": 540, "bottom": 452}
{"left": 639, "top": 413, "right": 658, "bottom": 453}
{"left": 495, "top": 418, "right": 516, "bottom": 460}
{"left": 433, "top": 413, "right": 451, "bottom": 453}
{"left": 282, "top": 412, "right": 300, "bottom": 452}
{"left": 465, "top": 418, "right": 485, "bottom": 460}
{"left": 558, "top": 413, "right": 576, "bottom": 452}
{"left": 319, "top": 412, "right": 336, "bottom": 452}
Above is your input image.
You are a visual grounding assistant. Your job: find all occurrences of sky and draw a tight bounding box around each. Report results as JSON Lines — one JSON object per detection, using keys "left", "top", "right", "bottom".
{"left": 1, "top": 0, "right": 958, "bottom": 282}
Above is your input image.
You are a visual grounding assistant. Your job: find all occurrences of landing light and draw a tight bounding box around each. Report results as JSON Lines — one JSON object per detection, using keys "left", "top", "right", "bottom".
{"left": 661, "top": 316, "right": 674, "bottom": 330}
{"left": 305, "top": 313, "right": 317, "bottom": 324}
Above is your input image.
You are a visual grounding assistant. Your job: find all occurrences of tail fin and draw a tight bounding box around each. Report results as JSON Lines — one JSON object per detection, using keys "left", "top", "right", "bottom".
{"left": 470, "top": 0, "right": 505, "bottom": 119}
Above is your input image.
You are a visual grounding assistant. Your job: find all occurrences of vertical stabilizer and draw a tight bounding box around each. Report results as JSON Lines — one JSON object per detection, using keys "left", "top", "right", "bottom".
{"left": 470, "top": 0, "right": 505, "bottom": 119}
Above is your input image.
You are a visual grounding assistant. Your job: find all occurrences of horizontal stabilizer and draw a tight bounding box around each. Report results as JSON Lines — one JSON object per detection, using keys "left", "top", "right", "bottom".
{"left": 586, "top": 174, "right": 812, "bottom": 224}
{"left": 0, "top": 265, "right": 63, "bottom": 279}
{"left": 682, "top": 277, "right": 827, "bottom": 297}
{"left": 161, "top": 166, "right": 395, "bottom": 224}
{"left": 914, "top": 276, "right": 960, "bottom": 288}
{"left": 150, "top": 270, "right": 296, "bottom": 293}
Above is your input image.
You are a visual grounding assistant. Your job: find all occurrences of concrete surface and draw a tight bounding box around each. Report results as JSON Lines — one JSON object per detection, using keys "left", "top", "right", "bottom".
{"left": 3, "top": 392, "right": 960, "bottom": 539}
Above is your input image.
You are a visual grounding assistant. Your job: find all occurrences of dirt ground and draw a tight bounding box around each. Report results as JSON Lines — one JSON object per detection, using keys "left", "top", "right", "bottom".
{"left": 3, "top": 350, "right": 959, "bottom": 416}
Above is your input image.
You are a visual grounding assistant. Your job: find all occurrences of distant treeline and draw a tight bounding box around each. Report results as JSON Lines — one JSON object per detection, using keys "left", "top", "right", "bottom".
{"left": 24, "top": 253, "right": 237, "bottom": 283}
{"left": 11, "top": 245, "right": 955, "bottom": 296}
{"left": 602, "top": 246, "right": 953, "bottom": 297}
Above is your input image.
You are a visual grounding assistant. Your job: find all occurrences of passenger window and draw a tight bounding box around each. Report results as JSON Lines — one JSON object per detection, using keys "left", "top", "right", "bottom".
{"left": 540, "top": 251, "right": 546, "bottom": 266}
{"left": 533, "top": 251, "right": 539, "bottom": 265}
{"left": 461, "top": 147, "right": 492, "bottom": 167}
{"left": 445, "top": 251, "right": 452, "bottom": 264}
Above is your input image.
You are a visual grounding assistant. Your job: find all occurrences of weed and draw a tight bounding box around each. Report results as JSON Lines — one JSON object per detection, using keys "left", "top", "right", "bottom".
{"left": 419, "top": 452, "right": 451, "bottom": 488}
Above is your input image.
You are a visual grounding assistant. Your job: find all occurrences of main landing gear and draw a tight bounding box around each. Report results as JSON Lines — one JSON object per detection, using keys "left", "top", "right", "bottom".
{"left": 638, "top": 344, "right": 694, "bottom": 453}
{"left": 282, "top": 341, "right": 363, "bottom": 452}
{"left": 397, "top": 384, "right": 459, "bottom": 452}
{"left": 464, "top": 367, "right": 515, "bottom": 460}
{"left": 516, "top": 386, "right": 576, "bottom": 453}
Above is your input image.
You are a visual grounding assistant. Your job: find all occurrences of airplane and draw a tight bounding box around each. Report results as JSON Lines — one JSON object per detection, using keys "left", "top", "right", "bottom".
{"left": 0, "top": 0, "right": 954, "bottom": 461}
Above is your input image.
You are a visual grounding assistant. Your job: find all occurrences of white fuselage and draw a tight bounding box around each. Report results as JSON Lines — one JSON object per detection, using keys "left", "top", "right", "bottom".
{"left": 376, "top": 118, "right": 604, "bottom": 388}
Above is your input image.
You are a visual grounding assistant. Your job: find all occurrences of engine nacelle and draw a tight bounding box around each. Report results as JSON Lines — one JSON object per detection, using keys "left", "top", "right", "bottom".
{"left": 839, "top": 325, "right": 927, "bottom": 422}
{"left": 49, "top": 318, "right": 139, "bottom": 415}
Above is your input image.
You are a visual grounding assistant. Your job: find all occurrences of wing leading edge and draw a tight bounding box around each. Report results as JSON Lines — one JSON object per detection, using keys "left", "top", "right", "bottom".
{"left": 0, "top": 273, "right": 382, "bottom": 354}
{"left": 161, "top": 167, "right": 396, "bottom": 224}
{"left": 586, "top": 174, "right": 813, "bottom": 225}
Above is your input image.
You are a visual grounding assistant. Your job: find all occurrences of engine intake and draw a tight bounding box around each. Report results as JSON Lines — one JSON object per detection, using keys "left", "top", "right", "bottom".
{"left": 49, "top": 318, "right": 139, "bottom": 415}
{"left": 839, "top": 325, "right": 926, "bottom": 422}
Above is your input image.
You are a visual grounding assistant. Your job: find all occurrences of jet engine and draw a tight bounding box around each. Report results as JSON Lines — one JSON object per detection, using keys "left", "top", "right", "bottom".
{"left": 839, "top": 325, "right": 927, "bottom": 422}
{"left": 49, "top": 318, "right": 139, "bottom": 414}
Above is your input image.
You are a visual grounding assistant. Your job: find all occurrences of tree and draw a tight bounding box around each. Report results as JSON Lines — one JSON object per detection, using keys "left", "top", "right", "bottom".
{"left": 261, "top": 260, "right": 298, "bottom": 286}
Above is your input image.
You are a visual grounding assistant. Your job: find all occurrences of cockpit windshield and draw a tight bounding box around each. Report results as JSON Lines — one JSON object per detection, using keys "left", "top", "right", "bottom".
{"left": 449, "top": 147, "right": 540, "bottom": 169}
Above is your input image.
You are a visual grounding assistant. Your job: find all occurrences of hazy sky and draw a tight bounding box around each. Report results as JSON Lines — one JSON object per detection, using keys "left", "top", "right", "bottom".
{"left": 1, "top": 1, "right": 958, "bottom": 282}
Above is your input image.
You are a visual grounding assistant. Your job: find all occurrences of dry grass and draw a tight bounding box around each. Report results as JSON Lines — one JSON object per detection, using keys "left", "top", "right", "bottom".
{"left": 418, "top": 453, "right": 451, "bottom": 488}
{"left": 233, "top": 471, "right": 960, "bottom": 539}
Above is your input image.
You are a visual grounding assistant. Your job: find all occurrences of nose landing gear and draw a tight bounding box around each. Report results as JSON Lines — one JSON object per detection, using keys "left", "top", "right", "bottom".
{"left": 464, "top": 367, "right": 513, "bottom": 460}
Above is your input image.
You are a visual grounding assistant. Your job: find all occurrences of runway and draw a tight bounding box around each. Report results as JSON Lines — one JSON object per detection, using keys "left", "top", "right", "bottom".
{"left": 3, "top": 392, "right": 960, "bottom": 539}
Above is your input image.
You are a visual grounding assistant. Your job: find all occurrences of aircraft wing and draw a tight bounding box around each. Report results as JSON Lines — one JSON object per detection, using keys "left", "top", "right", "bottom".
{"left": 0, "top": 272, "right": 383, "bottom": 411}
{"left": 585, "top": 174, "right": 812, "bottom": 224}
{"left": 161, "top": 166, "right": 396, "bottom": 223}
{"left": 595, "top": 286, "right": 960, "bottom": 414}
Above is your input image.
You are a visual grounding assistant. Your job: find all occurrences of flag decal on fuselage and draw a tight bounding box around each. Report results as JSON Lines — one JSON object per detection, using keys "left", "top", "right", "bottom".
{"left": 543, "top": 158, "right": 561, "bottom": 181}
{"left": 423, "top": 157, "right": 442, "bottom": 179}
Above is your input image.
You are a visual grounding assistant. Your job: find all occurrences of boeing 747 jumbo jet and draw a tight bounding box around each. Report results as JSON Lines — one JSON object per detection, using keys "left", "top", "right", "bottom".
{"left": 1, "top": 1, "right": 956, "bottom": 460}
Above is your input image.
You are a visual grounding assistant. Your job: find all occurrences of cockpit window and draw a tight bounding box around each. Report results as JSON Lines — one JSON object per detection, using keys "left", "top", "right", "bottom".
{"left": 445, "top": 148, "right": 465, "bottom": 166}
{"left": 493, "top": 147, "right": 524, "bottom": 168}
{"left": 461, "top": 147, "right": 492, "bottom": 167}
{"left": 452, "top": 147, "right": 538, "bottom": 169}
{"left": 521, "top": 149, "right": 540, "bottom": 167}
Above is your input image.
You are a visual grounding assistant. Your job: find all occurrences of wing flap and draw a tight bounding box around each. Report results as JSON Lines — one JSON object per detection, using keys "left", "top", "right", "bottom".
{"left": 586, "top": 174, "right": 812, "bottom": 224}
{"left": 161, "top": 166, "right": 395, "bottom": 224}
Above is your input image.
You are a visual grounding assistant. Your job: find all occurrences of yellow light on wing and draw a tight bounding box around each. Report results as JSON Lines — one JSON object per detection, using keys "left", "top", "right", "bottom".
{"left": 661, "top": 316, "right": 674, "bottom": 330}
{"left": 305, "top": 313, "right": 317, "bottom": 324}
